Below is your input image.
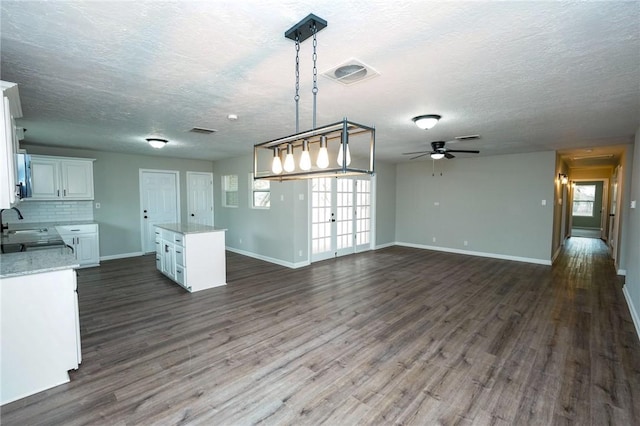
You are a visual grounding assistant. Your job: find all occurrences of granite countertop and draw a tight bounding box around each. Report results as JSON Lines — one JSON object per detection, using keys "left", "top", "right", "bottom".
{"left": 155, "top": 223, "right": 227, "bottom": 235}
{"left": 7, "top": 220, "right": 97, "bottom": 230}
{"left": 0, "top": 248, "right": 79, "bottom": 278}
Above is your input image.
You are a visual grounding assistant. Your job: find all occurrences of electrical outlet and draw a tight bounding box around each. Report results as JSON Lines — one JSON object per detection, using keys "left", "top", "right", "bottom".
{"left": 434, "top": 201, "right": 440, "bottom": 206}
{"left": 280, "top": 195, "right": 284, "bottom": 201}
{"left": 631, "top": 200, "right": 637, "bottom": 209}
{"left": 464, "top": 240, "right": 468, "bottom": 246}
{"left": 299, "top": 194, "right": 304, "bottom": 201}
{"left": 239, "top": 238, "right": 242, "bottom": 244}
{"left": 298, "top": 250, "right": 303, "bottom": 257}
{"left": 95, "top": 202, "right": 101, "bottom": 209}
{"left": 432, "top": 237, "right": 436, "bottom": 243}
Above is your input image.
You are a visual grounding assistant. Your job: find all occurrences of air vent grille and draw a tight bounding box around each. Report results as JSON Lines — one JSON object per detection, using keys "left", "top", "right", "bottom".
{"left": 189, "top": 127, "right": 217, "bottom": 135}
{"left": 322, "top": 58, "right": 380, "bottom": 86}
{"left": 454, "top": 135, "right": 480, "bottom": 141}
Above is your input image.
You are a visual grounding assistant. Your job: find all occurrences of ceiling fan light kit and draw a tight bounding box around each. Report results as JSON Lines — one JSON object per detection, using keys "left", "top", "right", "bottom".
{"left": 412, "top": 114, "right": 441, "bottom": 130}
{"left": 253, "top": 14, "right": 375, "bottom": 181}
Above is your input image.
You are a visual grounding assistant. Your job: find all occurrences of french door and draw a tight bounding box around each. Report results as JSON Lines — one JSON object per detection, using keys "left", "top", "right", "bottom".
{"left": 310, "top": 176, "right": 373, "bottom": 262}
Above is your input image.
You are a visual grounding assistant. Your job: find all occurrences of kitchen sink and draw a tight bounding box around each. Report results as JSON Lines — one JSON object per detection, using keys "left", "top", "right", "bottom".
{"left": 8, "top": 228, "right": 48, "bottom": 234}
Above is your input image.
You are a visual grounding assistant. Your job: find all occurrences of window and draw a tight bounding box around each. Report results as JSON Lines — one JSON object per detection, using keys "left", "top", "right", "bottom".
{"left": 573, "top": 184, "right": 596, "bottom": 217}
{"left": 250, "top": 173, "right": 270, "bottom": 208}
{"left": 222, "top": 175, "right": 239, "bottom": 207}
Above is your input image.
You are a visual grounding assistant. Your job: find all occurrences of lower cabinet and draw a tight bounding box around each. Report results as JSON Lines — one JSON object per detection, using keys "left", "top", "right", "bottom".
{"left": 154, "top": 225, "right": 226, "bottom": 292}
{"left": 56, "top": 224, "right": 100, "bottom": 268}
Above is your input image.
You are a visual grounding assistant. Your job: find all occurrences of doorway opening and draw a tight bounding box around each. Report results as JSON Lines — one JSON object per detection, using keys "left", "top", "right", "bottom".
{"left": 569, "top": 179, "right": 608, "bottom": 240}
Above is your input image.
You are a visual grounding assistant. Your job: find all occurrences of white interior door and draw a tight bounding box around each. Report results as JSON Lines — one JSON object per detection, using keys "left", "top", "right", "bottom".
{"left": 140, "top": 170, "right": 180, "bottom": 253}
{"left": 187, "top": 171, "right": 214, "bottom": 226}
{"left": 310, "top": 176, "right": 372, "bottom": 262}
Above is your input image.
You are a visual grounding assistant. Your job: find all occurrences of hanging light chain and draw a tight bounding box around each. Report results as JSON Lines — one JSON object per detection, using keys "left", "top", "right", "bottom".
{"left": 311, "top": 22, "right": 318, "bottom": 130}
{"left": 294, "top": 34, "right": 300, "bottom": 133}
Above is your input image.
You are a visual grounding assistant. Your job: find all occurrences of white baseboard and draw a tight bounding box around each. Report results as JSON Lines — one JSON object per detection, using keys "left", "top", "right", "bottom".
{"left": 623, "top": 285, "right": 640, "bottom": 341}
{"left": 618, "top": 269, "right": 627, "bottom": 276}
{"left": 100, "top": 251, "right": 144, "bottom": 261}
{"left": 375, "top": 242, "right": 395, "bottom": 250}
{"left": 226, "top": 246, "right": 310, "bottom": 269}
{"left": 395, "top": 242, "right": 552, "bottom": 266}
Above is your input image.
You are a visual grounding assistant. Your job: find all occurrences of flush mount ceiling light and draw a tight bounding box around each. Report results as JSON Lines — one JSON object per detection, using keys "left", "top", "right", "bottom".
{"left": 412, "top": 114, "right": 441, "bottom": 130}
{"left": 253, "top": 14, "right": 375, "bottom": 181}
{"left": 146, "top": 137, "right": 168, "bottom": 149}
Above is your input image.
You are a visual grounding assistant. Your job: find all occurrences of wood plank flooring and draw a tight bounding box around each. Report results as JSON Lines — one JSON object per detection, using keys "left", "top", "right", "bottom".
{"left": 2, "top": 237, "right": 639, "bottom": 425}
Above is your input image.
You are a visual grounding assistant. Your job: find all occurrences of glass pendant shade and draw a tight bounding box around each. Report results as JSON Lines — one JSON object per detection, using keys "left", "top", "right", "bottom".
{"left": 147, "top": 138, "right": 168, "bottom": 149}
{"left": 271, "top": 148, "right": 283, "bottom": 174}
{"left": 337, "top": 141, "right": 351, "bottom": 166}
{"left": 299, "top": 139, "right": 312, "bottom": 170}
{"left": 430, "top": 152, "right": 445, "bottom": 160}
{"left": 316, "top": 136, "right": 329, "bottom": 169}
{"left": 412, "top": 115, "right": 441, "bottom": 130}
{"left": 283, "top": 144, "right": 295, "bottom": 172}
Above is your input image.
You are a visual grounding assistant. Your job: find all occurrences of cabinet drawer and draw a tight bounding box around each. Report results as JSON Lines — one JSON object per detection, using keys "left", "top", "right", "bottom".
{"left": 57, "top": 224, "right": 98, "bottom": 233}
{"left": 175, "top": 265, "right": 186, "bottom": 287}
{"left": 172, "top": 234, "right": 184, "bottom": 245}
{"left": 161, "top": 229, "right": 174, "bottom": 241}
{"left": 175, "top": 246, "right": 185, "bottom": 267}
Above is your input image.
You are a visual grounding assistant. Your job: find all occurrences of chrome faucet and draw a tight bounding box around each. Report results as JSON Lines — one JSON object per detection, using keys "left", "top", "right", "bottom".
{"left": 0, "top": 207, "right": 24, "bottom": 231}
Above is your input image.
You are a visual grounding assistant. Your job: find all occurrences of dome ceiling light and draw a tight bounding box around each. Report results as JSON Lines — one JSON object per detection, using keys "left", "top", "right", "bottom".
{"left": 412, "top": 114, "right": 441, "bottom": 130}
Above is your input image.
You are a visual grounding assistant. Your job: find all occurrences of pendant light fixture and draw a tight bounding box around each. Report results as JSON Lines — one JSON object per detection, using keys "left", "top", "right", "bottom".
{"left": 253, "top": 14, "right": 375, "bottom": 181}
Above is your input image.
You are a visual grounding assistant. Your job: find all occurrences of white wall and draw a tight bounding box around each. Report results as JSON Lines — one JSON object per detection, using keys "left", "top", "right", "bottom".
{"left": 395, "top": 151, "right": 556, "bottom": 264}
{"left": 623, "top": 128, "right": 640, "bottom": 336}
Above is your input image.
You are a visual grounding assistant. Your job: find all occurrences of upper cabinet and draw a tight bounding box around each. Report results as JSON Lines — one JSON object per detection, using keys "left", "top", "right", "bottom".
{"left": 0, "top": 81, "right": 23, "bottom": 209}
{"left": 30, "top": 155, "right": 95, "bottom": 200}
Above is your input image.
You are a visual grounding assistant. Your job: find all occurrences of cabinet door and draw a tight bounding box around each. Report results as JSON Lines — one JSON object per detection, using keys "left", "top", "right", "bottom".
{"left": 0, "top": 96, "right": 16, "bottom": 208}
{"left": 30, "top": 157, "right": 60, "bottom": 199}
{"left": 76, "top": 234, "right": 99, "bottom": 266}
{"left": 61, "top": 160, "right": 93, "bottom": 199}
{"left": 162, "top": 241, "right": 176, "bottom": 279}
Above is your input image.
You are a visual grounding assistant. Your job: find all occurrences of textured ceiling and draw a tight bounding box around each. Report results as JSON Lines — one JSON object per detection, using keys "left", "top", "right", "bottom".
{"left": 1, "top": 1, "right": 638, "bottom": 166}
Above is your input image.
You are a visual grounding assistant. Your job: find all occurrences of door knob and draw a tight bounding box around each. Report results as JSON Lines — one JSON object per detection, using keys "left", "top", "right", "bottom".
{"left": 144, "top": 209, "right": 147, "bottom": 213}
{"left": 144, "top": 216, "right": 148, "bottom": 219}
{"left": 191, "top": 213, "right": 195, "bottom": 217}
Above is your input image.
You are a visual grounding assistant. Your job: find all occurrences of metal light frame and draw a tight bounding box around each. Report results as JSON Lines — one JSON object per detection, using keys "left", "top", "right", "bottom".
{"left": 253, "top": 14, "right": 376, "bottom": 181}
{"left": 254, "top": 118, "right": 375, "bottom": 181}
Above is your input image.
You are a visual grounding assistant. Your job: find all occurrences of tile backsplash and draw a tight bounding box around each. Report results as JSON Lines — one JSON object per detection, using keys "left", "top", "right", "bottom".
{"left": 4, "top": 201, "right": 94, "bottom": 224}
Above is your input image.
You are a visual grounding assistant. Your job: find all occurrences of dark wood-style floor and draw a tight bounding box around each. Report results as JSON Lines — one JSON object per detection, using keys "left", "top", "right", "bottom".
{"left": 2, "top": 238, "right": 639, "bottom": 425}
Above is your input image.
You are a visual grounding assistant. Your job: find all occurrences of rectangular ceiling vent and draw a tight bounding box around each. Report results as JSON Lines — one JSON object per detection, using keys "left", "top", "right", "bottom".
{"left": 189, "top": 127, "right": 217, "bottom": 135}
{"left": 322, "top": 58, "right": 380, "bottom": 86}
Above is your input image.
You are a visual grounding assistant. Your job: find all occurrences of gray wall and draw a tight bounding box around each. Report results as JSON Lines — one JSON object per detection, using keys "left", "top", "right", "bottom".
{"left": 395, "top": 151, "right": 556, "bottom": 262}
{"left": 623, "top": 127, "right": 640, "bottom": 333}
{"left": 23, "top": 144, "right": 214, "bottom": 257}
{"left": 212, "top": 154, "right": 397, "bottom": 265}
{"left": 373, "top": 160, "right": 396, "bottom": 246}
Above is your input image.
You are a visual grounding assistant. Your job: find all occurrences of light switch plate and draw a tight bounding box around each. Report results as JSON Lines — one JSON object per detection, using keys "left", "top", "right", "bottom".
{"left": 541, "top": 200, "right": 547, "bottom": 206}
{"left": 631, "top": 200, "right": 637, "bottom": 209}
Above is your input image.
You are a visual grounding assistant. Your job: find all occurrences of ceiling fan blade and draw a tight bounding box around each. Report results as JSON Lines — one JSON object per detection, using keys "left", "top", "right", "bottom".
{"left": 444, "top": 152, "right": 455, "bottom": 159}
{"left": 402, "top": 151, "right": 430, "bottom": 155}
{"left": 410, "top": 153, "right": 430, "bottom": 160}
{"left": 446, "top": 149, "right": 480, "bottom": 154}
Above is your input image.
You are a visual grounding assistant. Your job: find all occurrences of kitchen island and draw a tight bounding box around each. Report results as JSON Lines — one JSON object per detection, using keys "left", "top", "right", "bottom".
{"left": 0, "top": 248, "right": 81, "bottom": 405}
{"left": 154, "top": 223, "right": 226, "bottom": 292}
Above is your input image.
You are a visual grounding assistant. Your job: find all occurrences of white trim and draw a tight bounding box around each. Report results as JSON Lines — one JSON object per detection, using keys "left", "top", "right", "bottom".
{"left": 226, "top": 246, "right": 310, "bottom": 269}
{"left": 623, "top": 285, "right": 640, "bottom": 341}
{"left": 100, "top": 252, "right": 144, "bottom": 261}
{"left": 395, "top": 242, "right": 552, "bottom": 266}
{"left": 552, "top": 245, "right": 562, "bottom": 263}
{"left": 375, "top": 242, "right": 395, "bottom": 250}
{"left": 617, "top": 269, "right": 627, "bottom": 276}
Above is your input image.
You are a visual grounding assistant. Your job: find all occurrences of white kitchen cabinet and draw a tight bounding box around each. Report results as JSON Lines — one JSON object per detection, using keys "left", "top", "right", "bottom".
{"left": 56, "top": 224, "right": 100, "bottom": 267}
{"left": 0, "top": 81, "right": 22, "bottom": 209}
{"left": 1, "top": 268, "right": 81, "bottom": 405}
{"left": 155, "top": 223, "right": 226, "bottom": 292}
{"left": 30, "top": 155, "right": 95, "bottom": 200}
